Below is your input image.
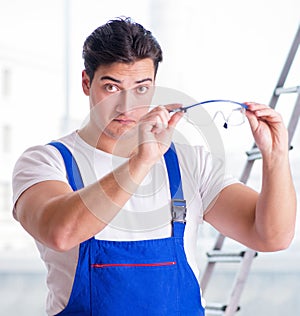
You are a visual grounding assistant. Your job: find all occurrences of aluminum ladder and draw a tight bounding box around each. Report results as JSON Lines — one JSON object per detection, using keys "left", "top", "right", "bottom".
{"left": 201, "top": 23, "right": 300, "bottom": 316}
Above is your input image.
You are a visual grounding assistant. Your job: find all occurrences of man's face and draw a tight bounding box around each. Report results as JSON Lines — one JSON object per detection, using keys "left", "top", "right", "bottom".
{"left": 82, "top": 58, "right": 156, "bottom": 141}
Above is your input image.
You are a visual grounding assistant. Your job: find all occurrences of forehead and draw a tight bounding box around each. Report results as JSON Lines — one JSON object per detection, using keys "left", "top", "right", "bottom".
{"left": 94, "top": 58, "right": 155, "bottom": 82}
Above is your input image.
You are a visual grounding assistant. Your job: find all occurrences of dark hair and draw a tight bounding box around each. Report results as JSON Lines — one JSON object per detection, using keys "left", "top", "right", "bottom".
{"left": 82, "top": 17, "right": 163, "bottom": 82}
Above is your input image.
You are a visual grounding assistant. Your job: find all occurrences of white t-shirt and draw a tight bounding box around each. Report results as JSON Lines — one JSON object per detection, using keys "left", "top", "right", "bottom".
{"left": 12, "top": 131, "right": 238, "bottom": 315}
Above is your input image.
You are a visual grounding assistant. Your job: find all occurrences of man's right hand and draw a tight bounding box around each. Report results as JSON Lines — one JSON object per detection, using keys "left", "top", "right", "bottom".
{"left": 134, "top": 104, "right": 183, "bottom": 165}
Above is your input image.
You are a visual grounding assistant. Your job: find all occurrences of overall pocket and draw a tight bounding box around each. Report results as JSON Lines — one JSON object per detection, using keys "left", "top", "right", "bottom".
{"left": 90, "top": 259, "right": 179, "bottom": 316}
{"left": 91, "top": 261, "right": 176, "bottom": 268}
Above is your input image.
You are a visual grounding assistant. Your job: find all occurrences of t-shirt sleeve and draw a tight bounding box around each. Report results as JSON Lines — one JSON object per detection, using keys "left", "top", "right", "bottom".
{"left": 12, "top": 144, "right": 69, "bottom": 218}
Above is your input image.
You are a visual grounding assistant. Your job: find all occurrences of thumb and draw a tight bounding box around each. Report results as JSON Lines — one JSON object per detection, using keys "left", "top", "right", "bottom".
{"left": 168, "top": 111, "right": 184, "bottom": 129}
{"left": 245, "top": 110, "right": 259, "bottom": 132}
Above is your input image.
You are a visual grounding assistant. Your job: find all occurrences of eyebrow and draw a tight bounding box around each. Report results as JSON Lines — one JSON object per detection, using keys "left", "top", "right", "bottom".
{"left": 100, "top": 76, "right": 153, "bottom": 84}
{"left": 136, "top": 78, "right": 153, "bottom": 84}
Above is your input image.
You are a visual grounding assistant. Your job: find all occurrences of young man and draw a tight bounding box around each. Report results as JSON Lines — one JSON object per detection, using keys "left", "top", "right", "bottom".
{"left": 12, "top": 17, "right": 296, "bottom": 315}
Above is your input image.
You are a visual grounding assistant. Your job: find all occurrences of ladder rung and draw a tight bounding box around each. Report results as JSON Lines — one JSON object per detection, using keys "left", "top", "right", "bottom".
{"left": 275, "top": 85, "right": 300, "bottom": 95}
{"left": 206, "top": 250, "right": 245, "bottom": 263}
{"left": 205, "top": 303, "right": 240, "bottom": 314}
{"left": 246, "top": 145, "right": 293, "bottom": 161}
{"left": 246, "top": 147, "right": 262, "bottom": 161}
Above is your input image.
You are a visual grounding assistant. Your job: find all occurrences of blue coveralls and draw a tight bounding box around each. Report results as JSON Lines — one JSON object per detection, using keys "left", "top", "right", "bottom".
{"left": 49, "top": 142, "right": 205, "bottom": 316}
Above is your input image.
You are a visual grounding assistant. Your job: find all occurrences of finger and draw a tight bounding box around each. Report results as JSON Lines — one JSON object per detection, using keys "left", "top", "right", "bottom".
{"left": 255, "top": 108, "right": 281, "bottom": 118}
{"left": 145, "top": 104, "right": 183, "bottom": 131}
{"left": 154, "top": 115, "right": 167, "bottom": 132}
{"left": 249, "top": 108, "right": 282, "bottom": 123}
{"left": 168, "top": 111, "right": 184, "bottom": 129}
{"left": 151, "top": 106, "right": 170, "bottom": 128}
{"left": 139, "top": 107, "right": 167, "bottom": 134}
{"left": 245, "top": 101, "right": 283, "bottom": 121}
{"left": 157, "top": 104, "right": 183, "bottom": 129}
{"left": 245, "top": 110, "right": 259, "bottom": 131}
{"left": 244, "top": 102, "right": 270, "bottom": 111}
{"left": 164, "top": 103, "right": 183, "bottom": 112}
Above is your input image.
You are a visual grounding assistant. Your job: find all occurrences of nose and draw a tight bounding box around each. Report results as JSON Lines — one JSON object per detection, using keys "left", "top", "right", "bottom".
{"left": 115, "top": 90, "right": 135, "bottom": 113}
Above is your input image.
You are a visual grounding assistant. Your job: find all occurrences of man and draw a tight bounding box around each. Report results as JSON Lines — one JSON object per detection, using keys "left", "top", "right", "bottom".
{"left": 12, "top": 17, "right": 296, "bottom": 315}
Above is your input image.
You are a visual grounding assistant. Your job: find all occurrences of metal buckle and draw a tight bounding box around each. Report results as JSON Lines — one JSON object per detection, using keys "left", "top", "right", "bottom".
{"left": 171, "top": 199, "right": 187, "bottom": 223}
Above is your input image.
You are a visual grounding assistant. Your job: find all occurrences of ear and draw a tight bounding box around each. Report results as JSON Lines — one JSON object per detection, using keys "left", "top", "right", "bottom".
{"left": 82, "top": 70, "right": 91, "bottom": 95}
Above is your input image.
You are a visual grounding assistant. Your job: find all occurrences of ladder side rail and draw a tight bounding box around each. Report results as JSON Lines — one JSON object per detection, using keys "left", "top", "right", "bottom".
{"left": 222, "top": 92, "right": 300, "bottom": 315}
{"left": 201, "top": 234, "right": 226, "bottom": 292}
{"left": 237, "top": 25, "right": 300, "bottom": 184}
{"left": 201, "top": 262, "right": 217, "bottom": 293}
{"left": 241, "top": 24, "right": 300, "bottom": 178}
{"left": 269, "top": 24, "right": 300, "bottom": 109}
{"left": 239, "top": 159, "right": 255, "bottom": 184}
{"left": 223, "top": 93, "right": 300, "bottom": 314}
{"left": 224, "top": 90, "right": 300, "bottom": 316}
{"left": 201, "top": 25, "right": 300, "bottom": 314}
{"left": 287, "top": 92, "right": 300, "bottom": 143}
{"left": 224, "top": 249, "right": 257, "bottom": 316}
{"left": 239, "top": 23, "right": 300, "bottom": 184}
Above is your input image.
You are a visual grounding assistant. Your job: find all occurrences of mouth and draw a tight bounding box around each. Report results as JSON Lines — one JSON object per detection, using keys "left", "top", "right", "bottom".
{"left": 113, "top": 117, "right": 136, "bottom": 125}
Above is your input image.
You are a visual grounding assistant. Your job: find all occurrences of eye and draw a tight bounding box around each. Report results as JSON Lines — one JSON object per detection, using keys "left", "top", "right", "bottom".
{"left": 104, "top": 84, "right": 119, "bottom": 93}
{"left": 136, "top": 85, "right": 149, "bottom": 94}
